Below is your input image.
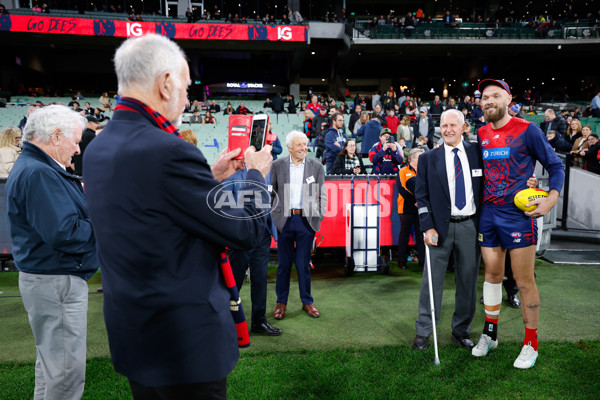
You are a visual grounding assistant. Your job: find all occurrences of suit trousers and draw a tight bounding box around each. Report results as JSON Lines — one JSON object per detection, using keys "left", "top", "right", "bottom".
{"left": 415, "top": 219, "right": 479, "bottom": 337}
{"left": 19, "top": 272, "right": 88, "bottom": 400}
{"left": 276, "top": 215, "right": 315, "bottom": 305}
{"left": 228, "top": 228, "right": 272, "bottom": 325}
{"left": 128, "top": 378, "right": 226, "bottom": 400}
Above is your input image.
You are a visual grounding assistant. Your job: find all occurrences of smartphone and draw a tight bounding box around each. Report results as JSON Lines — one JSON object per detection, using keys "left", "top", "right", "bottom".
{"left": 386, "top": 136, "right": 394, "bottom": 143}
{"left": 228, "top": 115, "right": 253, "bottom": 160}
{"left": 249, "top": 114, "right": 269, "bottom": 151}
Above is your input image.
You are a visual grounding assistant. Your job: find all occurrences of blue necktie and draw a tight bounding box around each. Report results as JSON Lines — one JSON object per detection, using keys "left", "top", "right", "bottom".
{"left": 453, "top": 148, "right": 466, "bottom": 210}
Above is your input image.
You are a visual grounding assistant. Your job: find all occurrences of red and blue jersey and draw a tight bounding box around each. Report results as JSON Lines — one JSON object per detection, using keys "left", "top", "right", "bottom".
{"left": 478, "top": 117, "right": 564, "bottom": 206}
{"left": 306, "top": 102, "right": 322, "bottom": 114}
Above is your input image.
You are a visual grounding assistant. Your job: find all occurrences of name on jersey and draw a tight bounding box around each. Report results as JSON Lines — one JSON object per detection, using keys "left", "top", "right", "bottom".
{"left": 482, "top": 147, "right": 510, "bottom": 160}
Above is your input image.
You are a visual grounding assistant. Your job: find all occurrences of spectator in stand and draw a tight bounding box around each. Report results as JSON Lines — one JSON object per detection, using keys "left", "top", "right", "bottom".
{"left": 185, "top": 8, "right": 193, "bottom": 23}
{"left": 590, "top": 91, "right": 600, "bottom": 118}
{"left": 412, "top": 107, "right": 434, "bottom": 149}
{"left": 236, "top": 102, "right": 252, "bottom": 115}
{"left": 356, "top": 115, "right": 383, "bottom": 157}
{"left": 311, "top": 107, "right": 330, "bottom": 143}
{"left": 385, "top": 108, "right": 400, "bottom": 139}
{"left": 369, "top": 128, "right": 403, "bottom": 175}
{"left": 571, "top": 125, "right": 592, "bottom": 168}
{"left": 71, "top": 101, "right": 82, "bottom": 113}
{"left": 446, "top": 97, "right": 457, "bottom": 110}
{"left": 32, "top": 2, "right": 41, "bottom": 12}
{"left": 324, "top": 112, "right": 348, "bottom": 173}
{"left": 540, "top": 109, "right": 567, "bottom": 139}
{"left": 263, "top": 98, "right": 272, "bottom": 109}
{"left": 179, "top": 129, "right": 197, "bottom": 146}
{"left": 385, "top": 86, "right": 396, "bottom": 110}
{"left": 94, "top": 107, "right": 109, "bottom": 122}
{"left": 271, "top": 93, "right": 285, "bottom": 114}
{"left": 372, "top": 103, "right": 386, "bottom": 124}
{"left": 339, "top": 102, "right": 349, "bottom": 115}
{"left": 72, "top": 115, "right": 100, "bottom": 176}
{"left": 286, "top": 95, "right": 297, "bottom": 113}
{"left": 458, "top": 95, "right": 472, "bottom": 114}
{"left": 202, "top": 111, "right": 216, "bottom": 125}
{"left": 348, "top": 104, "right": 362, "bottom": 132}
{"left": 41, "top": 3, "right": 49, "bottom": 13}
{"left": 397, "top": 115, "right": 413, "bottom": 148}
{"left": 353, "top": 111, "right": 369, "bottom": 135}
{"left": 187, "top": 99, "right": 200, "bottom": 113}
{"left": 546, "top": 130, "right": 572, "bottom": 154}
{"left": 0, "top": 126, "right": 21, "bottom": 178}
{"left": 267, "top": 121, "right": 282, "bottom": 160}
{"left": 566, "top": 119, "right": 583, "bottom": 145}
{"left": 189, "top": 109, "right": 202, "bottom": 123}
{"left": 430, "top": 95, "right": 444, "bottom": 121}
{"left": 208, "top": 100, "right": 220, "bottom": 113}
{"left": 397, "top": 147, "right": 425, "bottom": 269}
{"left": 223, "top": 103, "right": 235, "bottom": 115}
{"left": 372, "top": 93, "right": 382, "bottom": 113}
{"left": 99, "top": 92, "right": 112, "bottom": 111}
{"left": 18, "top": 107, "right": 37, "bottom": 131}
{"left": 332, "top": 139, "right": 366, "bottom": 175}
{"left": 353, "top": 93, "right": 363, "bottom": 106}
{"left": 579, "top": 133, "right": 600, "bottom": 174}
{"left": 306, "top": 94, "right": 321, "bottom": 114}
{"left": 471, "top": 97, "right": 485, "bottom": 130}
{"left": 303, "top": 109, "right": 314, "bottom": 138}
{"left": 83, "top": 102, "right": 94, "bottom": 115}
{"left": 0, "top": 4, "right": 9, "bottom": 14}
{"left": 405, "top": 100, "right": 418, "bottom": 121}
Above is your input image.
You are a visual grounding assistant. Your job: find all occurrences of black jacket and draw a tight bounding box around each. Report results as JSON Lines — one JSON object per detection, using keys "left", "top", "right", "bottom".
{"left": 540, "top": 117, "right": 568, "bottom": 139}
{"left": 332, "top": 153, "right": 366, "bottom": 175}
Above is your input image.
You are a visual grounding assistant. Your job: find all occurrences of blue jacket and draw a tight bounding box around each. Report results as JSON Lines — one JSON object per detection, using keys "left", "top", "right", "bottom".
{"left": 471, "top": 106, "right": 485, "bottom": 128}
{"left": 6, "top": 142, "right": 98, "bottom": 281}
{"left": 324, "top": 127, "right": 347, "bottom": 173}
{"left": 83, "top": 109, "right": 268, "bottom": 386}
{"left": 356, "top": 119, "right": 383, "bottom": 156}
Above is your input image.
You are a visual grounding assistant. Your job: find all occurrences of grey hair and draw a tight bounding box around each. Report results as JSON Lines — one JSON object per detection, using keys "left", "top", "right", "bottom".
{"left": 545, "top": 108, "right": 556, "bottom": 115}
{"left": 285, "top": 130, "right": 308, "bottom": 148}
{"left": 440, "top": 109, "right": 465, "bottom": 125}
{"left": 114, "top": 34, "right": 187, "bottom": 94}
{"left": 407, "top": 147, "right": 424, "bottom": 162}
{"left": 23, "top": 105, "right": 86, "bottom": 144}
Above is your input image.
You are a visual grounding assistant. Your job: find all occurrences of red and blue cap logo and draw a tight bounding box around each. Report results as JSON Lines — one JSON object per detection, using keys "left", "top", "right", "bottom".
{"left": 478, "top": 79, "right": 511, "bottom": 95}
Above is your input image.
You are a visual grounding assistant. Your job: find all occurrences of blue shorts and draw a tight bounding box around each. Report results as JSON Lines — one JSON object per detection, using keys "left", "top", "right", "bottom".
{"left": 478, "top": 205, "right": 537, "bottom": 249}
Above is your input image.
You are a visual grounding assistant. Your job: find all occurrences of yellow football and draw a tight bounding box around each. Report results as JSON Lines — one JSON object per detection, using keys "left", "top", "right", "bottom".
{"left": 514, "top": 188, "right": 549, "bottom": 212}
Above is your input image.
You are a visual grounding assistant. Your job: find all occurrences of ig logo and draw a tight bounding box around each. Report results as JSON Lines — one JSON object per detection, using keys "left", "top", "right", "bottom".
{"left": 277, "top": 26, "right": 292, "bottom": 41}
{"left": 127, "top": 22, "right": 142, "bottom": 37}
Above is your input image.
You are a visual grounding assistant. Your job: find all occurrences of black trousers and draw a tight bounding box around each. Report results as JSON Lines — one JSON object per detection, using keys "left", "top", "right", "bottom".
{"left": 129, "top": 378, "right": 227, "bottom": 400}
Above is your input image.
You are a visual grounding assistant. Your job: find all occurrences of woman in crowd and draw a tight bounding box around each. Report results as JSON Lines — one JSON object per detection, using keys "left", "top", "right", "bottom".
{"left": 405, "top": 100, "right": 418, "bottom": 121}
{"left": 99, "top": 92, "right": 112, "bottom": 111}
{"left": 332, "top": 139, "right": 366, "bottom": 175}
{"left": 579, "top": 133, "right": 600, "bottom": 174}
{"left": 566, "top": 118, "right": 582, "bottom": 145}
{"left": 223, "top": 103, "right": 235, "bottom": 115}
{"left": 179, "top": 129, "right": 197, "bottom": 146}
{"left": 202, "top": 111, "right": 216, "bottom": 125}
{"left": 570, "top": 125, "right": 592, "bottom": 168}
{"left": 353, "top": 111, "right": 369, "bottom": 135}
{"left": 0, "top": 126, "right": 22, "bottom": 178}
{"left": 397, "top": 115, "right": 413, "bottom": 148}
{"left": 303, "top": 109, "right": 314, "bottom": 138}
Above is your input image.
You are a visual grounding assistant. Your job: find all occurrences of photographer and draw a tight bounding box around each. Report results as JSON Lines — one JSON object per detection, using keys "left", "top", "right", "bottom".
{"left": 368, "top": 128, "right": 404, "bottom": 175}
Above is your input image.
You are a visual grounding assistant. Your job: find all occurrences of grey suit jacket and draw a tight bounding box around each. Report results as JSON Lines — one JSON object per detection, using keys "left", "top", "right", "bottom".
{"left": 270, "top": 156, "right": 327, "bottom": 232}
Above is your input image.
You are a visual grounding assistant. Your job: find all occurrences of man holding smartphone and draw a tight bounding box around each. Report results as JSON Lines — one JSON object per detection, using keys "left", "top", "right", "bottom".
{"left": 368, "top": 128, "right": 404, "bottom": 174}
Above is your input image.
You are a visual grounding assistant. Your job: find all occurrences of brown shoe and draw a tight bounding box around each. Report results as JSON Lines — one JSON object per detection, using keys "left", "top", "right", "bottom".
{"left": 273, "top": 303, "right": 286, "bottom": 320}
{"left": 302, "top": 303, "right": 320, "bottom": 318}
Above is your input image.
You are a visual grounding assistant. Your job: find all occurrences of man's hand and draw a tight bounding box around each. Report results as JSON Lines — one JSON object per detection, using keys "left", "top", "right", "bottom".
{"left": 525, "top": 190, "right": 559, "bottom": 218}
{"left": 353, "top": 166, "right": 361, "bottom": 174}
{"left": 211, "top": 148, "right": 244, "bottom": 182}
{"left": 244, "top": 145, "right": 273, "bottom": 179}
{"left": 526, "top": 174, "right": 538, "bottom": 188}
{"left": 382, "top": 142, "right": 390, "bottom": 151}
{"left": 424, "top": 228, "right": 439, "bottom": 246}
{"left": 423, "top": 137, "right": 429, "bottom": 143}
{"left": 390, "top": 143, "right": 397, "bottom": 152}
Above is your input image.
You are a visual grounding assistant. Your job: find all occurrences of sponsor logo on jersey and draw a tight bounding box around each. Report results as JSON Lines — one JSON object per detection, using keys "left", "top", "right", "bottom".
{"left": 482, "top": 147, "right": 510, "bottom": 160}
{"left": 511, "top": 232, "right": 522, "bottom": 238}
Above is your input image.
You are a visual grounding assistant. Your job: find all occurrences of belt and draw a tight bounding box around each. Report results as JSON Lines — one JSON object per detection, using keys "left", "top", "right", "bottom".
{"left": 290, "top": 209, "right": 303, "bottom": 215}
{"left": 449, "top": 214, "right": 475, "bottom": 223}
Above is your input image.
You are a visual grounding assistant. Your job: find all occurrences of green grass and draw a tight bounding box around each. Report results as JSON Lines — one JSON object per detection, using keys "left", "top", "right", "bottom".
{"left": 1, "top": 260, "right": 599, "bottom": 399}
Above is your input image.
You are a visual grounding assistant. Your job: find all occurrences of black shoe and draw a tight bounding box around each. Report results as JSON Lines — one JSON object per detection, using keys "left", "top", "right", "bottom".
{"left": 412, "top": 335, "right": 430, "bottom": 351}
{"left": 480, "top": 295, "right": 484, "bottom": 305}
{"left": 506, "top": 294, "right": 521, "bottom": 309}
{"left": 451, "top": 333, "right": 474, "bottom": 349}
{"left": 251, "top": 321, "right": 282, "bottom": 336}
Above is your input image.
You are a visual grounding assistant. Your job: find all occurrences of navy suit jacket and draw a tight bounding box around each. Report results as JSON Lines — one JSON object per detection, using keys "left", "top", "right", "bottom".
{"left": 412, "top": 117, "right": 435, "bottom": 149}
{"left": 415, "top": 140, "right": 483, "bottom": 246}
{"left": 83, "top": 110, "right": 268, "bottom": 386}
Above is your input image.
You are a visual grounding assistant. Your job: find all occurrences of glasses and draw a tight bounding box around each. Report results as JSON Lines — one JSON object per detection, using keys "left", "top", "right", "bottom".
{"left": 347, "top": 143, "right": 356, "bottom": 147}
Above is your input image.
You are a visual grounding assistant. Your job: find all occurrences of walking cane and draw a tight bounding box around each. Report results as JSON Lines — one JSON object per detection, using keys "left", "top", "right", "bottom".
{"left": 424, "top": 234, "right": 440, "bottom": 365}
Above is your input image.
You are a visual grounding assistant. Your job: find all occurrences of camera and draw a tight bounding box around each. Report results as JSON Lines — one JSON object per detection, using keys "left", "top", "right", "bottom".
{"left": 386, "top": 136, "right": 394, "bottom": 144}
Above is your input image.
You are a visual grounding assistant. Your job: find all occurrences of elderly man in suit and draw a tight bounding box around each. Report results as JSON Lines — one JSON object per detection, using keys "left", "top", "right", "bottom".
{"left": 412, "top": 109, "right": 482, "bottom": 351}
{"left": 412, "top": 106, "right": 435, "bottom": 149}
{"left": 83, "top": 34, "right": 273, "bottom": 399}
{"left": 271, "top": 131, "right": 327, "bottom": 319}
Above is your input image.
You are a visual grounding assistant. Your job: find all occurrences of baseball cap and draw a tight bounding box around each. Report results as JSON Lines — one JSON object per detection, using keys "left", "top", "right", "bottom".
{"left": 478, "top": 79, "right": 511, "bottom": 95}
{"left": 85, "top": 115, "right": 99, "bottom": 123}
{"left": 419, "top": 106, "right": 428, "bottom": 113}
{"left": 380, "top": 127, "right": 392, "bottom": 136}
{"left": 510, "top": 103, "right": 521, "bottom": 113}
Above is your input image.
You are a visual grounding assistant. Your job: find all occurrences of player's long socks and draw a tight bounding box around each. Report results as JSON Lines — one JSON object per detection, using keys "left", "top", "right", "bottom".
{"left": 524, "top": 327, "right": 538, "bottom": 350}
{"left": 483, "top": 281, "right": 503, "bottom": 341}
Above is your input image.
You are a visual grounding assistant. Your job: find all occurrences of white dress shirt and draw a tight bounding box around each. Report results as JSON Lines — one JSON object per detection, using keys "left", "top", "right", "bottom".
{"left": 289, "top": 158, "right": 305, "bottom": 209}
{"left": 444, "top": 141, "right": 476, "bottom": 217}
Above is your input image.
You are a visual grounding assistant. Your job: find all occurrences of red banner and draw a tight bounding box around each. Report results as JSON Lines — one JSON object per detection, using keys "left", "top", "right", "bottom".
{"left": 0, "top": 14, "right": 308, "bottom": 42}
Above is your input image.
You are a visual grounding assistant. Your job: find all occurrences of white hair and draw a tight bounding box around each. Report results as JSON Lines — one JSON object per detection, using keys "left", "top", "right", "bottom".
{"left": 407, "top": 147, "right": 424, "bottom": 162}
{"left": 285, "top": 130, "right": 308, "bottom": 148}
{"left": 23, "top": 105, "right": 86, "bottom": 144}
{"left": 114, "top": 34, "right": 187, "bottom": 93}
{"left": 441, "top": 109, "right": 465, "bottom": 125}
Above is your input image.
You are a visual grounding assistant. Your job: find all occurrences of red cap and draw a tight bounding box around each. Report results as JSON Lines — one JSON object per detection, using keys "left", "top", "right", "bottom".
{"left": 478, "top": 79, "right": 511, "bottom": 95}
